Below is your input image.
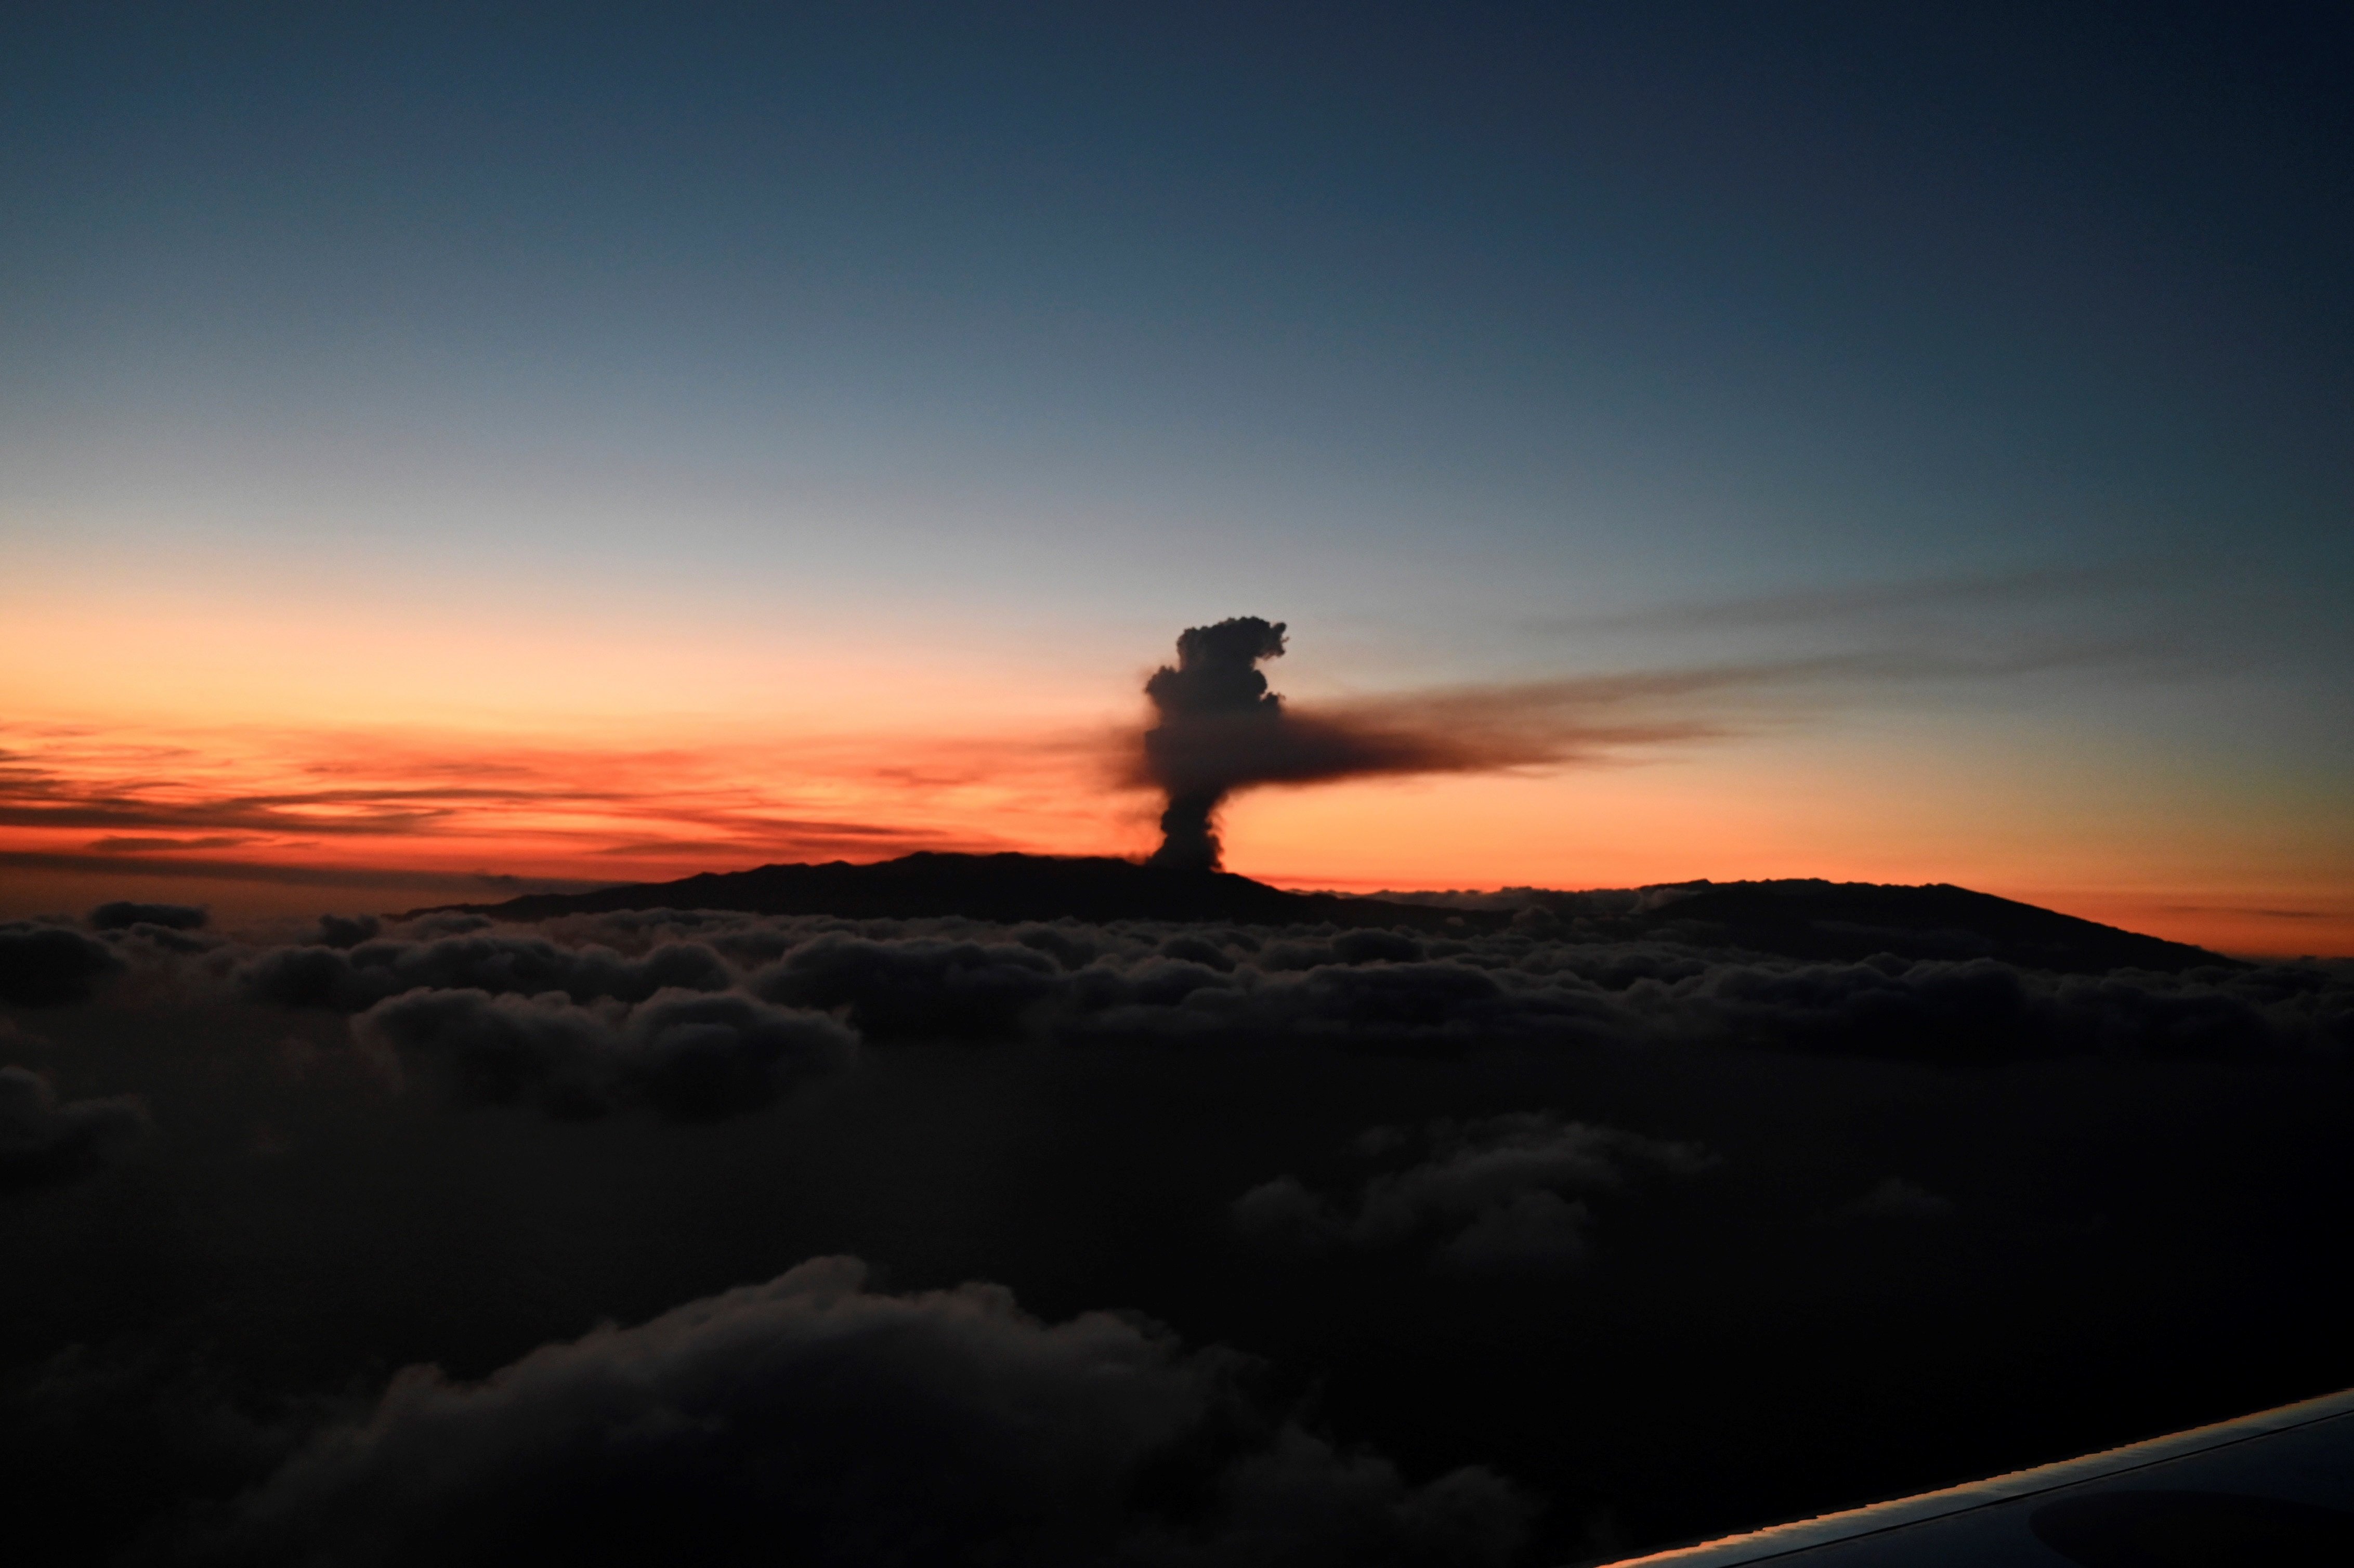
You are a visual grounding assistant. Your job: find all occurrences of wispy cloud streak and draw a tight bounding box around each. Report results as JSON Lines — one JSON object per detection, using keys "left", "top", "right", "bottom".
{"left": 0, "top": 724, "right": 1034, "bottom": 885}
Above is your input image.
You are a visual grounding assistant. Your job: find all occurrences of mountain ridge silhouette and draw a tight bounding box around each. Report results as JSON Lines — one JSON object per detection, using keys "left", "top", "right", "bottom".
{"left": 422, "top": 852, "right": 2232, "bottom": 975}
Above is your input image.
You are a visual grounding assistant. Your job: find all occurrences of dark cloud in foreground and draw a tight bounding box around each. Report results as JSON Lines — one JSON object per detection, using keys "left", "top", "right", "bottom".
{"left": 352, "top": 987, "right": 856, "bottom": 1121}
{"left": 175, "top": 1257, "right": 1527, "bottom": 1568}
{"left": 7, "top": 902, "right": 2354, "bottom": 1564}
{"left": 0, "top": 1064, "right": 149, "bottom": 1192}
{"left": 308, "top": 913, "right": 381, "bottom": 950}
{"left": 162, "top": 908, "right": 2354, "bottom": 1062}
{"left": 234, "top": 931, "right": 734, "bottom": 1012}
{"left": 0, "top": 922, "right": 122, "bottom": 1005}
{"left": 1236, "top": 1114, "right": 1714, "bottom": 1276}
{"left": 753, "top": 933, "right": 1064, "bottom": 1040}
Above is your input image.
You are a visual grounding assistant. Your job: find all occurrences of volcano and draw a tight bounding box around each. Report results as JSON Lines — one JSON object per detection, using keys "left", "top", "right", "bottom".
{"left": 427, "top": 853, "right": 2231, "bottom": 974}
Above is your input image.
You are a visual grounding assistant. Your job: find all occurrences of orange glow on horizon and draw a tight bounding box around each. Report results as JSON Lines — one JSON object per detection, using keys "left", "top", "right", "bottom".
{"left": 2, "top": 711, "right": 2346, "bottom": 959}
{"left": 4, "top": 583, "right": 2345, "bottom": 956}
{"left": 1219, "top": 764, "right": 2354, "bottom": 960}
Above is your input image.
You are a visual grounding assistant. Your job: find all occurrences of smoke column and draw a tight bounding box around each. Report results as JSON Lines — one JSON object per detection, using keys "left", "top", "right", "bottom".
{"left": 1142, "top": 618, "right": 1288, "bottom": 870}
{"left": 1135, "top": 617, "right": 1779, "bottom": 870}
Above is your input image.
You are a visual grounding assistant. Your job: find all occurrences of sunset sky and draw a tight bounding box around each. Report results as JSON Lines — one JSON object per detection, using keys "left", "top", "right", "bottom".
{"left": 4, "top": 4, "right": 2348, "bottom": 953}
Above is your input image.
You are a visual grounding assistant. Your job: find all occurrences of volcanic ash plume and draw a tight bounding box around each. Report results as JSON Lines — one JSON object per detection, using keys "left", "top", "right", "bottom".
{"left": 1137, "top": 613, "right": 1554, "bottom": 869}
{"left": 1137, "top": 617, "right": 1770, "bottom": 870}
{"left": 1142, "top": 617, "right": 1290, "bottom": 870}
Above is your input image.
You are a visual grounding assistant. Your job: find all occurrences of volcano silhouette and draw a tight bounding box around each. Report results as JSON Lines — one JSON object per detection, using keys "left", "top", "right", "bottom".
{"left": 429, "top": 853, "right": 2230, "bottom": 975}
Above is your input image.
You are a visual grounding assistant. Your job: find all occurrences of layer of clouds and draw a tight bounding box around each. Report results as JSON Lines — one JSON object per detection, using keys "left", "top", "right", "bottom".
{"left": 700, "top": 916, "right": 2345, "bottom": 1061}
{"left": 176, "top": 1256, "right": 1529, "bottom": 1568}
{"left": 8, "top": 900, "right": 2353, "bottom": 1563}
{"left": 233, "top": 932, "right": 735, "bottom": 1013}
{"left": 751, "top": 933, "right": 1064, "bottom": 1041}
{"left": 38, "top": 901, "right": 2349, "bottom": 1065}
{"left": 1236, "top": 1114, "right": 1714, "bottom": 1276}
{"left": 0, "top": 1064, "right": 149, "bottom": 1192}
{"left": 352, "top": 988, "right": 857, "bottom": 1121}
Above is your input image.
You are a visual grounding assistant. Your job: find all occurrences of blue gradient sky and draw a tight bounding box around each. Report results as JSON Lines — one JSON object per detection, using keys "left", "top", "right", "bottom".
{"left": 3, "top": 3, "right": 2349, "bottom": 948}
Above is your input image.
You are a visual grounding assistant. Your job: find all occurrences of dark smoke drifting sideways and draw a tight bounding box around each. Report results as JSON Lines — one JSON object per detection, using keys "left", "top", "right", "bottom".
{"left": 1137, "top": 617, "right": 1737, "bottom": 870}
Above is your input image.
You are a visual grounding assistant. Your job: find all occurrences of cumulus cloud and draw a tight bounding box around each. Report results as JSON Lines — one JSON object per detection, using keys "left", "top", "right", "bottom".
{"left": 180, "top": 906, "right": 2353, "bottom": 1064}
{"left": 751, "top": 933, "right": 1063, "bottom": 1041}
{"left": 308, "top": 914, "right": 381, "bottom": 950}
{"left": 1643, "top": 956, "right": 2310, "bottom": 1062}
{"left": 10, "top": 900, "right": 2354, "bottom": 1565}
{"left": 351, "top": 987, "right": 857, "bottom": 1121}
{"left": 0, "top": 1065, "right": 150, "bottom": 1193}
{"left": 1062, "top": 939, "right": 2349, "bottom": 1061}
{"left": 0, "top": 922, "right": 123, "bottom": 1006}
{"left": 233, "top": 933, "right": 734, "bottom": 1012}
{"left": 1236, "top": 1113, "right": 1714, "bottom": 1276}
{"left": 177, "top": 1256, "right": 1530, "bottom": 1568}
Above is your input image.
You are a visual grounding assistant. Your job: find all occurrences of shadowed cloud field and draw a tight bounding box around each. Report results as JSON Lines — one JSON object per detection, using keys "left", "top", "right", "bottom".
{"left": 3, "top": 873, "right": 2348, "bottom": 1564}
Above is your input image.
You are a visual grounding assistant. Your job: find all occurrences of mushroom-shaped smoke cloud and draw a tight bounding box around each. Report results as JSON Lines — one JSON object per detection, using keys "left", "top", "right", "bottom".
{"left": 1143, "top": 617, "right": 1290, "bottom": 870}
